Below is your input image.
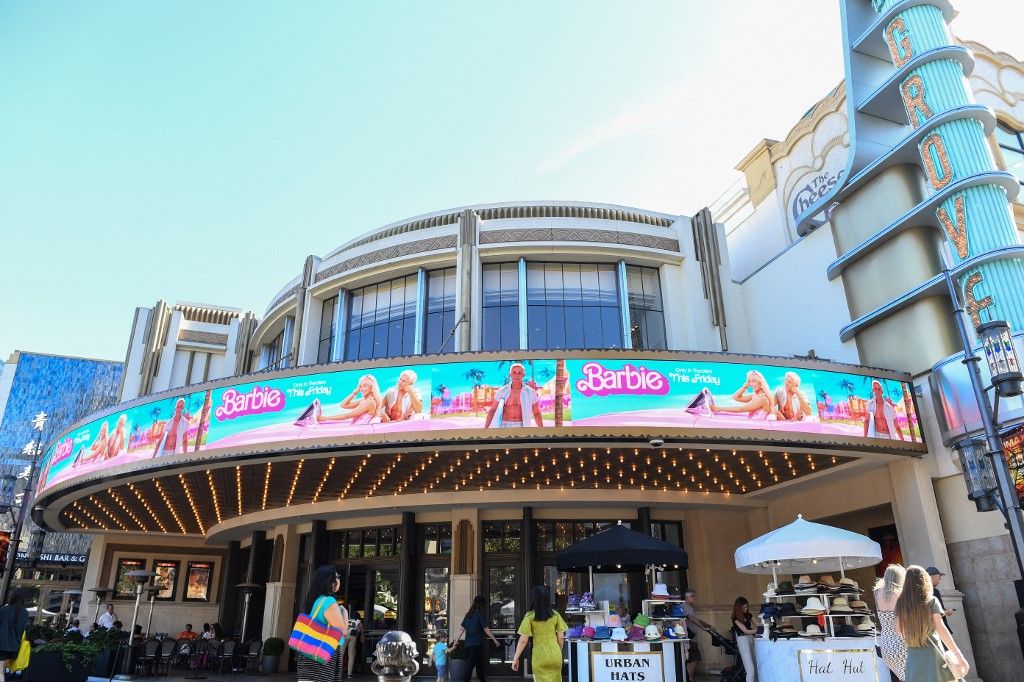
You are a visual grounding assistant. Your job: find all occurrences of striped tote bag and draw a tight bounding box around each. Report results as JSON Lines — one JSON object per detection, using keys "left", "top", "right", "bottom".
{"left": 289, "top": 596, "right": 346, "bottom": 664}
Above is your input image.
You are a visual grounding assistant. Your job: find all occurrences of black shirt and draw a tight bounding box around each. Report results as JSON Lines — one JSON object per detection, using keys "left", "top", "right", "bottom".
{"left": 731, "top": 614, "right": 753, "bottom": 639}
{"left": 933, "top": 587, "right": 950, "bottom": 630}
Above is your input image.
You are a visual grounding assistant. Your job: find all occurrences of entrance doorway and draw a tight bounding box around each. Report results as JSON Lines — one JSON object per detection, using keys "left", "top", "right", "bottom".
{"left": 483, "top": 561, "right": 521, "bottom": 676}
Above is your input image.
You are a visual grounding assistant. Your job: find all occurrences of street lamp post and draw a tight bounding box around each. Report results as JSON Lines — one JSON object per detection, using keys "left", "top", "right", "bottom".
{"left": 114, "top": 569, "right": 157, "bottom": 680}
{"left": 0, "top": 412, "right": 47, "bottom": 605}
{"left": 942, "top": 266, "right": 1024, "bottom": 659}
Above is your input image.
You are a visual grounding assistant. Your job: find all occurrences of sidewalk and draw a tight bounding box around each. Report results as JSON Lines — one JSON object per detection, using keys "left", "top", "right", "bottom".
{"left": 83, "top": 671, "right": 716, "bottom": 675}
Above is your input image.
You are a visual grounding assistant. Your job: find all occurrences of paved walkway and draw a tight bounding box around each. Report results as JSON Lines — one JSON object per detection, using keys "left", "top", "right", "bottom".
{"left": 83, "top": 671, "right": 716, "bottom": 675}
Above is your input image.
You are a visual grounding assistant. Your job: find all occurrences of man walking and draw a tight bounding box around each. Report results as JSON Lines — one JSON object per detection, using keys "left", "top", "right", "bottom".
{"left": 927, "top": 566, "right": 954, "bottom": 629}
{"left": 680, "top": 589, "right": 712, "bottom": 681}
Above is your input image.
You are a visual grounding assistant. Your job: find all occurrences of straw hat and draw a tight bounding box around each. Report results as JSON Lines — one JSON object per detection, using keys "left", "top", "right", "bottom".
{"left": 800, "top": 597, "right": 826, "bottom": 614}
{"left": 849, "top": 600, "right": 872, "bottom": 614}
{"left": 798, "top": 624, "right": 826, "bottom": 638}
{"left": 818, "top": 575, "right": 837, "bottom": 587}
{"left": 830, "top": 596, "right": 853, "bottom": 613}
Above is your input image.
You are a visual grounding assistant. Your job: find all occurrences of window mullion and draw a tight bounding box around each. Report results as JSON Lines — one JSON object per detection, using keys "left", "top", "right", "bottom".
{"left": 617, "top": 260, "right": 632, "bottom": 349}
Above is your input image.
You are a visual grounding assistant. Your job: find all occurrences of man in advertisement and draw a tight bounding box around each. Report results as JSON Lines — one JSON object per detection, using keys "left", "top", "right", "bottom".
{"left": 381, "top": 370, "right": 424, "bottom": 422}
{"left": 484, "top": 363, "right": 544, "bottom": 428}
{"left": 862, "top": 380, "right": 905, "bottom": 441}
{"left": 153, "top": 398, "right": 189, "bottom": 457}
{"left": 773, "top": 371, "right": 812, "bottom": 421}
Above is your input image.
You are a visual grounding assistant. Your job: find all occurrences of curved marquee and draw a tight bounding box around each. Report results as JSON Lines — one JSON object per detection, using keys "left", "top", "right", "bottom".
{"left": 36, "top": 351, "right": 924, "bottom": 502}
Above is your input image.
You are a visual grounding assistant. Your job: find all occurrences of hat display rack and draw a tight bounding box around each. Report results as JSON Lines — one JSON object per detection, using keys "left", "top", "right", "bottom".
{"left": 734, "top": 515, "right": 883, "bottom": 639}
{"left": 555, "top": 520, "right": 689, "bottom": 640}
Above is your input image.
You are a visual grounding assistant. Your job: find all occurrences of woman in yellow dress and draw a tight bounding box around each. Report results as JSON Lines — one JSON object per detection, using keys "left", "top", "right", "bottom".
{"left": 511, "top": 585, "right": 567, "bottom": 682}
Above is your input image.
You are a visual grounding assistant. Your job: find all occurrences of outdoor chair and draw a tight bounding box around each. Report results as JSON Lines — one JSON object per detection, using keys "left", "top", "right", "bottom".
{"left": 171, "top": 638, "right": 191, "bottom": 670}
{"left": 157, "top": 637, "right": 178, "bottom": 675}
{"left": 204, "top": 639, "right": 223, "bottom": 672}
{"left": 243, "top": 639, "right": 262, "bottom": 674}
{"left": 138, "top": 638, "right": 161, "bottom": 676}
{"left": 216, "top": 639, "right": 237, "bottom": 673}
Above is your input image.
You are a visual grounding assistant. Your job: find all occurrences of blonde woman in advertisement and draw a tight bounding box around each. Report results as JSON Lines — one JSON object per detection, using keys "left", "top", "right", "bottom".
{"left": 895, "top": 565, "right": 967, "bottom": 682}
{"left": 105, "top": 414, "right": 129, "bottom": 459}
{"left": 875, "top": 564, "right": 908, "bottom": 681}
{"left": 709, "top": 370, "right": 775, "bottom": 419}
{"left": 318, "top": 374, "right": 383, "bottom": 425}
{"left": 72, "top": 421, "right": 110, "bottom": 467}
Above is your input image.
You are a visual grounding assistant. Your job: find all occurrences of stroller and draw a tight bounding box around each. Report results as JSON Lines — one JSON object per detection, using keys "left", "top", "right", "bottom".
{"left": 706, "top": 624, "right": 746, "bottom": 682}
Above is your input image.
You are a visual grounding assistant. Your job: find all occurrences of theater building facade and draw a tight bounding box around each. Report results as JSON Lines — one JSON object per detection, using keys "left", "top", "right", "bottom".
{"left": 33, "top": 7, "right": 1024, "bottom": 682}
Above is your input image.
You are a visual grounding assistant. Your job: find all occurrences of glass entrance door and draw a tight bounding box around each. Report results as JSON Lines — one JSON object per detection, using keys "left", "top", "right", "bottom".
{"left": 483, "top": 562, "right": 521, "bottom": 675}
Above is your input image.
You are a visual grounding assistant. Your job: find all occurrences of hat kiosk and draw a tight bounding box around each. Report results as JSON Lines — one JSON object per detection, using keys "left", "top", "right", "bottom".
{"left": 734, "top": 515, "right": 889, "bottom": 682}
{"left": 556, "top": 523, "right": 690, "bottom": 682}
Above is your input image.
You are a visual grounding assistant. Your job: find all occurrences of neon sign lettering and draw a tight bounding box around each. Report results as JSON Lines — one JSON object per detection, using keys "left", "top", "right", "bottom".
{"left": 574, "top": 362, "right": 669, "bottom": 397}
{"left": 214, "top": 386, "right": 285, "bottom": 421}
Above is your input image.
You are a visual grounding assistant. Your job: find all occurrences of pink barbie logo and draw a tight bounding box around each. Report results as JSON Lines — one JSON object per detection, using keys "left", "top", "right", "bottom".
{"left": 575, "top": 362, "right": 670, "bottom": 397}
{"left": 52, "top": 438, "right": 74, "bottom": 464}
{"left": 215, "top": 386, "right": 285, "bottom": 421}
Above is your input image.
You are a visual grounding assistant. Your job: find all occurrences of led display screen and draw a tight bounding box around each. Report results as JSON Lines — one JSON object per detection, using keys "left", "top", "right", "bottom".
{"left": 37, "top": 356, "right": 921, "bottom": 494}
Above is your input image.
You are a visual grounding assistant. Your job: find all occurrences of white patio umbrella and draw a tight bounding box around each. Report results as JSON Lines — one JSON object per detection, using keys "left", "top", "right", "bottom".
{"left": 734, "top": 514, "right": 882, "bottom": 580}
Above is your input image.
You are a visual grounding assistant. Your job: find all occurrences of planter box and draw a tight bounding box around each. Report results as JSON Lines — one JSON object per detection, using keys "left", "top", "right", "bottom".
{"left": 261, "top": 653, "right": 279, "bottom": 673}
{"left": 90, "top": 648, "right": 118, "bottom": 677}
{"left": 24, "top": 650, "right": 89, "bottom": 682}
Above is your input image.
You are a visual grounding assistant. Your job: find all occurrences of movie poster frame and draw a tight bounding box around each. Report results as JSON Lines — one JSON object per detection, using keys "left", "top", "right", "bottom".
{"left": 183, "top": 560, "right": 214, "bottom": 602}
{"left": 113, "top": 557, "right": 147, "bottom": 599}
{"left": 152, "top": 559, "right": 181, "bottom": 601}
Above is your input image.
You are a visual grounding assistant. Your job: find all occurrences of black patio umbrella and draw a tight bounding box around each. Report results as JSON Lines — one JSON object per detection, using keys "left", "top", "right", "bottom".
{"left": 555, "top": 522, "right": 688, "bottom": 573}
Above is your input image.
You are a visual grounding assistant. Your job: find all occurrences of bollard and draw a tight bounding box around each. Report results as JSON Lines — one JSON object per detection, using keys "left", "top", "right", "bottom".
{"left": 370, "top": 631, "right": 420, "bottom": 682}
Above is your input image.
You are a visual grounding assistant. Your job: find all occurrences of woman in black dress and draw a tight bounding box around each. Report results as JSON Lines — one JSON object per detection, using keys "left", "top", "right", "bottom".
{"left": 0, "top": 588, "right": 29, "bottom": 682}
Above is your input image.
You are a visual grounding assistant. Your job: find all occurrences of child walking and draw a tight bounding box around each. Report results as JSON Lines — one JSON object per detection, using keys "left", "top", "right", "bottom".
{"left": 430, "top": 632, "right": 448, "bottom": 682}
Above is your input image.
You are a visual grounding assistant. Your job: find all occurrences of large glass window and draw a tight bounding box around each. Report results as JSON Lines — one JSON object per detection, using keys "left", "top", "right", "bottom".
{"left": 317, "top": 295, "right": 338, "bottom": 363}
{"left": 332, "top": 526, "right": 402, "bottom": 560}
{"left": 344, "top": 275, "right": 418, "bottom": 361}
{"left": 261, "top": 330, "right": 284, "bottom": 370}
{"left": 996, "top": 123, "right": 1024, "bottom": 185}
{"left": 482, "top": 521, "right": 522, "bottom": 554}
{"left": 626, "top": 265, "right": 667, "bottom": 350}
{"left": 526, "top": 263, "right": 621, "bottom": 349}
{"left": 424, "top": 268, "right": 457, "bottom": 355}
{"left": 420, "top": 523, "right": 453, "bottom": 555}
{"left": 482, "top": 263, "right": 520, "bottom": 351}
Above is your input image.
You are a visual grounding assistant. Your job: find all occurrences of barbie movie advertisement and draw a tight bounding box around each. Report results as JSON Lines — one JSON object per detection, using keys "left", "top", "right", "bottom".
{"left": 567, "top": 359, "right": 921, "bottom": 441}
{"left": 36, "top": 356, "right": 920, "bottom": 494}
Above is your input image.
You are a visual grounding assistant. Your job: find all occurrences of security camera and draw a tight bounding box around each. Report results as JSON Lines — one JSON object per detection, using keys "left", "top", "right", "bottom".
{"left": 649, "top": 438, "right": 664, "bottom": 448}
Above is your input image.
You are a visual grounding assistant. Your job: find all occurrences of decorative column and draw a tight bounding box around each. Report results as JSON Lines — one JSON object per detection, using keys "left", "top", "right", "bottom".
{"left": 397, "top": 512, "right": 417, "bottom": 634}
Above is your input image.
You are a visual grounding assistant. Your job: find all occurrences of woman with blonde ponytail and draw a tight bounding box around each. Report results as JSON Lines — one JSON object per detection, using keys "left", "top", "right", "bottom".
{"left": 894, "top": 565, "right": 967, "bottom": 681}
{"left": 874, "top": 564, "right": 907, "bottom": 680}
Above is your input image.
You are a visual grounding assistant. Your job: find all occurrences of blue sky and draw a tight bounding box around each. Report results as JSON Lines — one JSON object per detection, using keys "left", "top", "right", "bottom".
{"left": 0, "top": 1, "right": 1018, "bottom": 362}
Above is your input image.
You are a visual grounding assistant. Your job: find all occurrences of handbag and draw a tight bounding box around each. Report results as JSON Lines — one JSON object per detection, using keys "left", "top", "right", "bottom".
{"left": 10, "top": 633, "right": 30, "bottom": 672}
{"left": 289, "top": 596, "right": 346, "bottom": 664}
{"left": 930, "top": 635, "right": 969, "bottom": 680}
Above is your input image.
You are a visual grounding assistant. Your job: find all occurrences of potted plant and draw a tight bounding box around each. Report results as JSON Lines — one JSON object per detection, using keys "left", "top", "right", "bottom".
{"left": 25, "top": 639, "right": 99, "bottom": 682}
{"left": 86, "top": 627, "right": 122, "bottom": 676}
{"left": 447, "top": 639, "right": 469, "bottom": 682}
{"left": 262, "top": 636, "right": 285, "bottom": 673}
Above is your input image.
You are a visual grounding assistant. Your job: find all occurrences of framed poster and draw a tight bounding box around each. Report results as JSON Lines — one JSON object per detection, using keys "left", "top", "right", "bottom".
{"left": 184, "top": 560, "right": 214, "bottom": 602}
{"left": 152, "top": 559, "right": 180, "bottom": 601}
{"left": 114, "top": 558, "right": 147, "bottom": 599}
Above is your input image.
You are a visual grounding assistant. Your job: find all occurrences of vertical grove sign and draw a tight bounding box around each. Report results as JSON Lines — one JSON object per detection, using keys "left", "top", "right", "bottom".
{"left": 590, "top": 652, "right": 664, "bottom": 682}
{"left": 798, "top": 648, "right": 877, "bottom": 682}
{"left": 873, "top": 0, "right": 1024, "bottom": 328}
